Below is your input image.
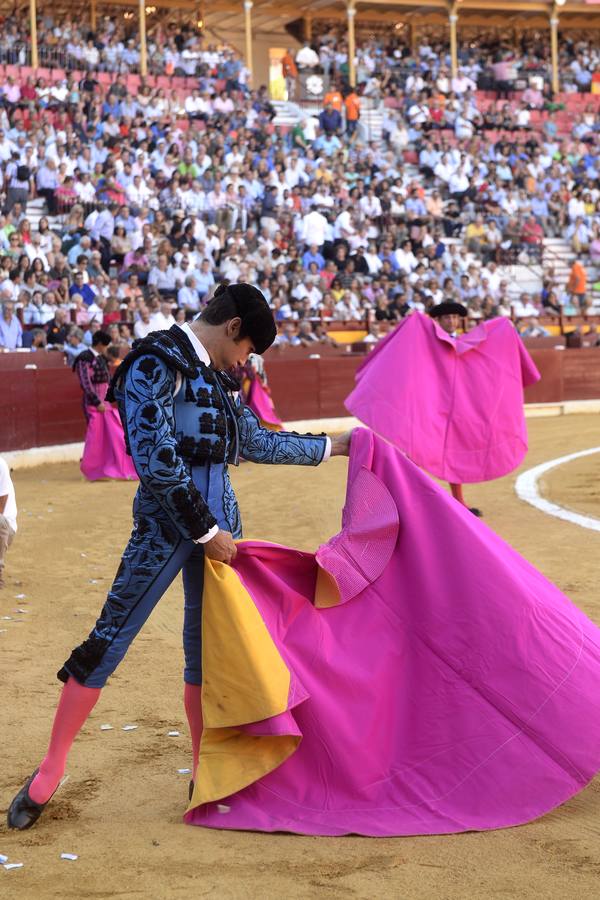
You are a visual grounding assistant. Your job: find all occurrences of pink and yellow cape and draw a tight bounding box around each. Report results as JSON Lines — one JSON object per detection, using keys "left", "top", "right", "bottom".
{"left": 185, "top": 429, "right": 600, "bottom": 836}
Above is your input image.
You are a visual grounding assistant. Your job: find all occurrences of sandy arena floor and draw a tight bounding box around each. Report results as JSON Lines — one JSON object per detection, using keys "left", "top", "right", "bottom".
{"left": 1, "top": 415, "right": 600, "bottom": 899}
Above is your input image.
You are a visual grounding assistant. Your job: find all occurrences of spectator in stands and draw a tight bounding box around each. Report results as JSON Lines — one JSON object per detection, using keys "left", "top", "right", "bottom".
{"left": 29, "top": 327, "right": 47, "bottom": 351}
{"left": 149, "top": 300, "right": 175, "bottom": 331}
{"left": 0, "top": 298, "right": 22, "bottom": 349}
{"left": 64, "top": 326, "right": 88, "bottom": 366}
{"left": 512, "top": 293, "right": 541, "bottom": 318}
{"left": 296, "top": 42, "right": 319, "bottom": 72}
{"left": 45, "top": 308, "right": 70, "bottom": 346}
{"left": 519, "top": 318, "right": 551, "bottom": 338}
{"left": 282, "top": 49, "right": 298, "bottom": 100}
{"left": 567, "top": 260, "right": 588, "bottom": 312}
{"left": 318, "top": 102, "right": 342, "bottom": 137}
{"left": 520, "top": 216, "right": 544, "bottom": 260}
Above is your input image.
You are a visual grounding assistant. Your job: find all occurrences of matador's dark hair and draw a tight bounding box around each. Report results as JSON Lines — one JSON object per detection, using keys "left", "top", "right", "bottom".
{"left": 91, "top": 330, "right": 112, "bottom": 347}
{"left": 199, "top": 282, "right": 276, "bottom": 354}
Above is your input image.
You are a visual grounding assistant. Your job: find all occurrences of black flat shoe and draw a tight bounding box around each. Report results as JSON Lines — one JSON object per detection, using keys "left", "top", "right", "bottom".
{"left": 469, "top": 507, "right": 483, "bottom": 518}
{"left": 7, "top": 769, "right": 53, "bottom": 830}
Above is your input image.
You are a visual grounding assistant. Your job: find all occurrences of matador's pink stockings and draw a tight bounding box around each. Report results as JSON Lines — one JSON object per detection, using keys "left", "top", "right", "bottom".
{"left": 29, "top": 677, "right": 101, "bottom": 804}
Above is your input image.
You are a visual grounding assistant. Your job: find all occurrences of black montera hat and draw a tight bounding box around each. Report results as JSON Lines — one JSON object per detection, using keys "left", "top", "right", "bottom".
{"left": 429, "top": 301, "right": 468, "bottom": 318}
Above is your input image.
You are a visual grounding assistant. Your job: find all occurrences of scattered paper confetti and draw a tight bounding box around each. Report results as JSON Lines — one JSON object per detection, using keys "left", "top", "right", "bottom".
{"left": 217, "top": 804, "right": 231, "bottom": 814}
{"left": 15, "top": 594, "right": 26, "bottom": 599}
{"left": 100, "top": 724, "right": 113, "bottom": 731}
{"left": 122, "top": 724, "right": 138, "bottom": 731}
{"left": 177, "top": 768, "right": 192, "bottom": 775}
{"left": 3, "top": 863, "right": 24, "bottom": 870}
{"left": 15, "top": 609, "right": 28, "bottom": 614}
{"left": 0, "top": 854, "right": 8, "bottom": 863}
{"left": 80, "top": 553, "right": 87, "bottom": 558}
{"left": 60, "top": 853, "right": 78, "bottom": 861}
{"left": 167, "top": 731, "right": 180, "bottom": 737}
{"left": 2, "top": 616, "right": 12, "bottom": 620}
{"left": 0, "top": 629, "right": 7, "bottom": 634}
{"left": 89, "top": 580, "right": 98, "bottom": 585}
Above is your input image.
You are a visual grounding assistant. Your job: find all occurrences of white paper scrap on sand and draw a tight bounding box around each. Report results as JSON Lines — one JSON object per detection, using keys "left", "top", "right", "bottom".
{"left": 177, "top": 768, "right": 192, "bottom": 775}
{"left": 217, "top": 804, "right": 231, "bottom": 814}
{"left": 3, "top": 863, "right": 24, "bottom": 870}
{"left": 122, "top": 724, "right": 138, "bottom": 731}
{"left": 15, "top": 594, "right": 26, "bottom": 599}
{"left": 60, "top": 853, "right": 78, "bottom": 861}
{"left": 0, "top": 854, "right": 8, "bottom": 863}
{"left": 15, "top": 609, "right": 28, "bottom": 614}
{"left": 168, "top": 731, "right": 180, "bottom": 737}
{"left": 100, "top": 724, "right": 113, "bottom": 731}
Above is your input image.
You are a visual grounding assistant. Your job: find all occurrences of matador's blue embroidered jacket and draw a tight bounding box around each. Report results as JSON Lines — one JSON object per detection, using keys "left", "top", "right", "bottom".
{"left": 109, "top": 326, "right": 328, "bottom": 540}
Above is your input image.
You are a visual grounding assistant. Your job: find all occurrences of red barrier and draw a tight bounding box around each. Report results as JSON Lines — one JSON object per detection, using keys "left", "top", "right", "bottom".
{"left": 0, "top": 355, "right": 84, "bottom": 451}
{"left": 1, "top": 348, "right": 600, "bottom": 453}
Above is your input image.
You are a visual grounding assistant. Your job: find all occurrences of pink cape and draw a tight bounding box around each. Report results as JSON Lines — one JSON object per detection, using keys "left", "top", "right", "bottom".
{"left": 246, "top": 377, "right": 283, "bottom": 428}
{"left": 186, "top": 429, "right": 600, "bottom": 836}
{"left": 345, "top": 313, "right": 541, "bottom": 483}
{"left": 80, "top": 385, "right": 138, "bottom": 482}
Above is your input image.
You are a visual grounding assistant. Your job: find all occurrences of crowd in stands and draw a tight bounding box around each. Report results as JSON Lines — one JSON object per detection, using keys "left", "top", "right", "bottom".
{"left": 1, "top": 15, "right": 600, "bottom": 357}
{"left": 0, "top": 13, "right": 248, "bottom": 81}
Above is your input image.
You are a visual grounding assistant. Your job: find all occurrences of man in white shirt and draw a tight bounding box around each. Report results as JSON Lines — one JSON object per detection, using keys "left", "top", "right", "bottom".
{"left": 149, "top": 301, "right": 176, "bottom": 332}
{"left": 301, "top": 207, "right": 329, "bottom": 248}
{"left": 133, "top": 306, "right": 154, "bottom": 340}
{"left": 296, "top": 42, "right": 319, "bottom": 70}
{"left": 0, "top": 456, "right": 17, "bottom": 589}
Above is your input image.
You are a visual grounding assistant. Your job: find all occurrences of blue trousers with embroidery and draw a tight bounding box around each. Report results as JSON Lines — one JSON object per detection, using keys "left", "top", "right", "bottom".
{"left": 59, "top": 490, "right": 205, "bottom": 688}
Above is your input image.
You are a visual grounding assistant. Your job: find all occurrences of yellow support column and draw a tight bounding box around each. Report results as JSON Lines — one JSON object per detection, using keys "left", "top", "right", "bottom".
{"left": 304, "top": 14, "right": 312, "bottom": 44}
{"left": 449, "top": 2, "right": 458, "bottom": 80}
{"left": 347, "top": 1, "right": 356, "bottom": 88}
{"left": 91, "top": 0, "right": 97, "bottom": 31}
{"left": 30, "top": 0, "right": 38, "bottom": 69}
{"left": 550, "top": 6, "right": 560, "bottom": 95}
{"left": 139, "top": 0, "right": 148, "bottom": 77}
{"left": 244, "top": 0, "right": 254, "bottom": 87}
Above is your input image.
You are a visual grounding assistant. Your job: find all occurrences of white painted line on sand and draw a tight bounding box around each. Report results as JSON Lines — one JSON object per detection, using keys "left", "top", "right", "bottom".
{"left": 515, "top": 446, "right": 600, "bottom": 532}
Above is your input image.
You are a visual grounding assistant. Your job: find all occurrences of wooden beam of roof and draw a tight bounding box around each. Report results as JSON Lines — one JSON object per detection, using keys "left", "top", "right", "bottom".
{"left": 99, "top": 0, "right": 198, "bottom": 9}
{"left": 354, "top": 0, "right": 600, "bottom": 11}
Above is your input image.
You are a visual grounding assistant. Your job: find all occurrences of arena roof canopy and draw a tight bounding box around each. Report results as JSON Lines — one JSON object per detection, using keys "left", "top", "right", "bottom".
{"left": 20, "top": 0, "right": 600, "bottom": 86}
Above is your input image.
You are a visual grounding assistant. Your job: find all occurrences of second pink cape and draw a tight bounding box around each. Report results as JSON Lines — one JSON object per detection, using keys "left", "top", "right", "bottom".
{"left": 345, "top": 313, "right": 540, "bottom": 483}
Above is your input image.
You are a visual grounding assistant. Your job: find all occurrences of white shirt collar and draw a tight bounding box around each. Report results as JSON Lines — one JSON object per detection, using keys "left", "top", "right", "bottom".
{"left": 177, "top": 322, "right": 211, "bottom": 367}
